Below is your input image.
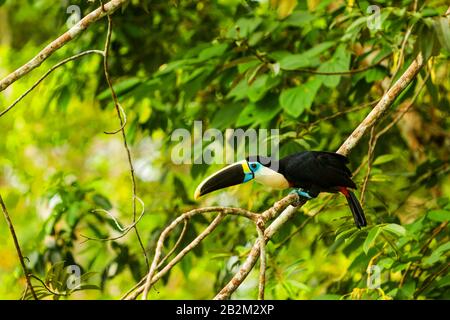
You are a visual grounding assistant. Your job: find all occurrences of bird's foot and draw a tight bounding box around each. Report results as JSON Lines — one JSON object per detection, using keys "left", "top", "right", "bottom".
{"left": 290, "top": 188, "right": 314, "bottom": 206}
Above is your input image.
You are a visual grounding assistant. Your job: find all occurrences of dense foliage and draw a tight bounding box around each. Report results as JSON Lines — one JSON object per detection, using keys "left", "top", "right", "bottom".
{"left": 0, "top": 0, "right": 448, "bottom": 300}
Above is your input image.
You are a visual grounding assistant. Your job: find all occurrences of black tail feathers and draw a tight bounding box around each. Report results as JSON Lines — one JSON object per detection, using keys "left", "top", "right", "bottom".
{"left": 345, "top": 191, "right": 367, "bottom": 228}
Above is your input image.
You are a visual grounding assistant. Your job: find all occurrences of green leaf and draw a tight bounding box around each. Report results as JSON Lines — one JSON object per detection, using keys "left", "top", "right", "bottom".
{"left": 428, "top": 210, "right": 449, "bottom": 222}
{"left": 198, "top": 43, "right": 228, "bottom": 61}
{"left": 278, "top": 42, "right": 334, "bottom": 70}
{"left": 282, "top": 11, "right": 315, "bottom": 27}
{"left": 433, "top": 16, "right": 450, "bottom": 53}
{"left": 236, "top": 98, "right": 281, "bottom": 127}
{"left": 278, "top": 54, "right": 311, "bottom": 70}
{"left": 280, "top": 78, "right": 321, "bottom": 117}
{"left": 228, "top": 17, "right": 263, "bottom": 38}
{"left": 423, "top": 242, "right": 450, "bottom": 266}
{"left": 378, "top": 257, "right": 395, "bottom": 269}
{"left": 382, "top": 224, "right": 406, "bottom": 237}
{"left": 399, "top": 281, "right": 416, "bottom": 299}
{"left": 155, "top": 59, "right": 189, "bottom": 76}
{"left": 365, "top": 67, "right": 387, "bottom": 83}
{"left": 74, "top": 284, "right": 100, "bottom": 291}
{"left": 238, "top": 60, "right": 260, "bottom": 73}
{"left": 363, "top": 226, "right": 381, "bottom": 254}
{"left": 373, "top": 154, "right": 398, "bottom": 165}
{"left": 211, "top": 104, "right": 244, "bottom": 129}
{"left": 317, "top": 45, "right": 351, "bottom": 88}
{"left": 436, "top": 275, "right": 450, "bottom": 289}
{"left": 57, "top": 87, "right": 71, "bottom": 112}
{"left": 424, "top": 73, "right": 439, "bottom": 106}
{"left": 247, "top": 74, "right": 280, "bottom": 102}
{"left": 92, "top": 194, "right": 112, "bottom": 210}
{"left": 419, "top": 24, "right": 441, "bottom": 60}
{"left": 97, "top": 77, "right": 141, "bottom": 100}
{"left": 227, "top": 79, "right": 249, "bottom": 101}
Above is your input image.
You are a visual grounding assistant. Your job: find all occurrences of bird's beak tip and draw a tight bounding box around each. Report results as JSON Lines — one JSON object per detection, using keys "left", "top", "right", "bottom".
{"left": 194, "top": 189, "right": 201, "bottom": 200}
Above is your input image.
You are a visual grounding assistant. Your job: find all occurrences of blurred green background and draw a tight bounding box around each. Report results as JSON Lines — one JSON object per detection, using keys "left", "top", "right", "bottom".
{"left": 0, "top": 0, "right": 448, "bottom": 300}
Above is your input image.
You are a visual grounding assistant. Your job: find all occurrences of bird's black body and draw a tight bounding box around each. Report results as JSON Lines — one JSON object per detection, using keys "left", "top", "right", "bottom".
{"left": 278, "top": 151, "right": 366, "bottom": 228}
{"left": 279, "top": 151, "right": 355, "bottom": 194}
{"left": 196, "top": 151, "right": 367, "bottom": 228}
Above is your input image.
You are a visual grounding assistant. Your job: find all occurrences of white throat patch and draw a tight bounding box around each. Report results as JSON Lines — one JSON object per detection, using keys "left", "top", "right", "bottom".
{"left": 253, "top": 166, "right": 290, "bottom": 190}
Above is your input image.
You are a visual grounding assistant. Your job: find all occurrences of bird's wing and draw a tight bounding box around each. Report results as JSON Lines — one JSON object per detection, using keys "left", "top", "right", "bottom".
{"left": 283, "top": 151, "right": 356, "bottom": 189}
{"left": 315, "top": 152, "right": 352, "bottom": 177}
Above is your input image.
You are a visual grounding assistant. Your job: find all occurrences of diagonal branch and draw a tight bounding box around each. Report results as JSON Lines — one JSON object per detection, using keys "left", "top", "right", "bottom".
{"left": 0, "top": 0, "right": 129, "bottom": 92}
{"left": 0, "top": 50, "right": 104, "bottom": 118}
{"left": 336, "top": 53, "right": 424, "bottom": 155}
{"left": 0, "top": 194, "right": 38, "bottom": 300}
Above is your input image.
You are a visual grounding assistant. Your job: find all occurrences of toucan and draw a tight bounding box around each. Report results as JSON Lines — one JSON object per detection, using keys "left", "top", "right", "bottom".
{"left": 194, "top": 151, "right": 366, "bottom": 228}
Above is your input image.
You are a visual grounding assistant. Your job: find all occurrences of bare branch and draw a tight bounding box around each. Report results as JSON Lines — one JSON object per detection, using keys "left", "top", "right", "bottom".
{"left": 0, "top": 50, "right": 104, "bottom": 119}
{"left": 141, "top": 213, "right": 226, "bottom": 299}
{"left": 260, "top": 193, "right": 300, "bottom": 222}
{"left": 214, "top": 201, "right": 301, "bottom": 300}
{"left": 122, "top": 206, "right": 260, "bottom": 300}
{"left": 300, "top": 99, "right": 379, "bottom": 131}
{"left": 0, "top": 0, "right": 128, "bottom": 92}
{"left": 336, "top": 53, "right": 425, "bottom": 156}
{"left": 139, "top": 206, "right": 258, "bottom": 299}
{"left": 0, "top": 194, "right": 38, "bottom": 300}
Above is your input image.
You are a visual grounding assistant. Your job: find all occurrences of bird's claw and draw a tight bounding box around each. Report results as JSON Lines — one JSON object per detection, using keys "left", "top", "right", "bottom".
{"left": 296, "top": 189, "right": 314, "bottom": 199}
{"left": 290, "top": 189, "right": 313, "bottom": 206}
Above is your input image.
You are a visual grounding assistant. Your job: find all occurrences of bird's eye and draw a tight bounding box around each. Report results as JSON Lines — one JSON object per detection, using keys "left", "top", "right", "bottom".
{"left": 251, "top": 163, "right": 257, "bottom": 169}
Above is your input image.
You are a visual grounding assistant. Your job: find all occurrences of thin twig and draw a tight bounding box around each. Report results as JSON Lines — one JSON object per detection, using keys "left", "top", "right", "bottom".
{"left": 141, "top": 213, "right": 227, "bottom": 300}
{"left": 360, "top": 126, "right": 376, "bottom": 205}
{"left": 80, "top": 196, "right": 145, "bottom": 242}
{"left": 0, "top": 194, "right": 38, "bottom": 300}
{"left": 256, "top": 221, "right": 266, "bottom": 300}
{"left": 400, "top": 221, "right": 448, "bottom": 287}
{"left": 102, "top": 15, "right": 149, "bottom": 268}
{"left": 104, "top": 102, "right": 127, "bottom": 134}
{"left": 387, "top": 3, "right": 418, "bottom": 89}
{"left": 414, "top": 263, "right": 449, "bottom": 299}
{"left": 157, "top": 219, "right": 189, "bottom": 269}
{"left": 288, "top": 53, "right": 391, "bottom": 75}
{"left": 29, "top": 275, "right": 66, "bottom": 297}
{"left": 0, "top": 50, "right": 104, "bottom": 118}
{"left": 377, "top": 72, "right": 430, "bottom": 137}
{"left": 303, "top": 100, "right": 379, "bottom": 130}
